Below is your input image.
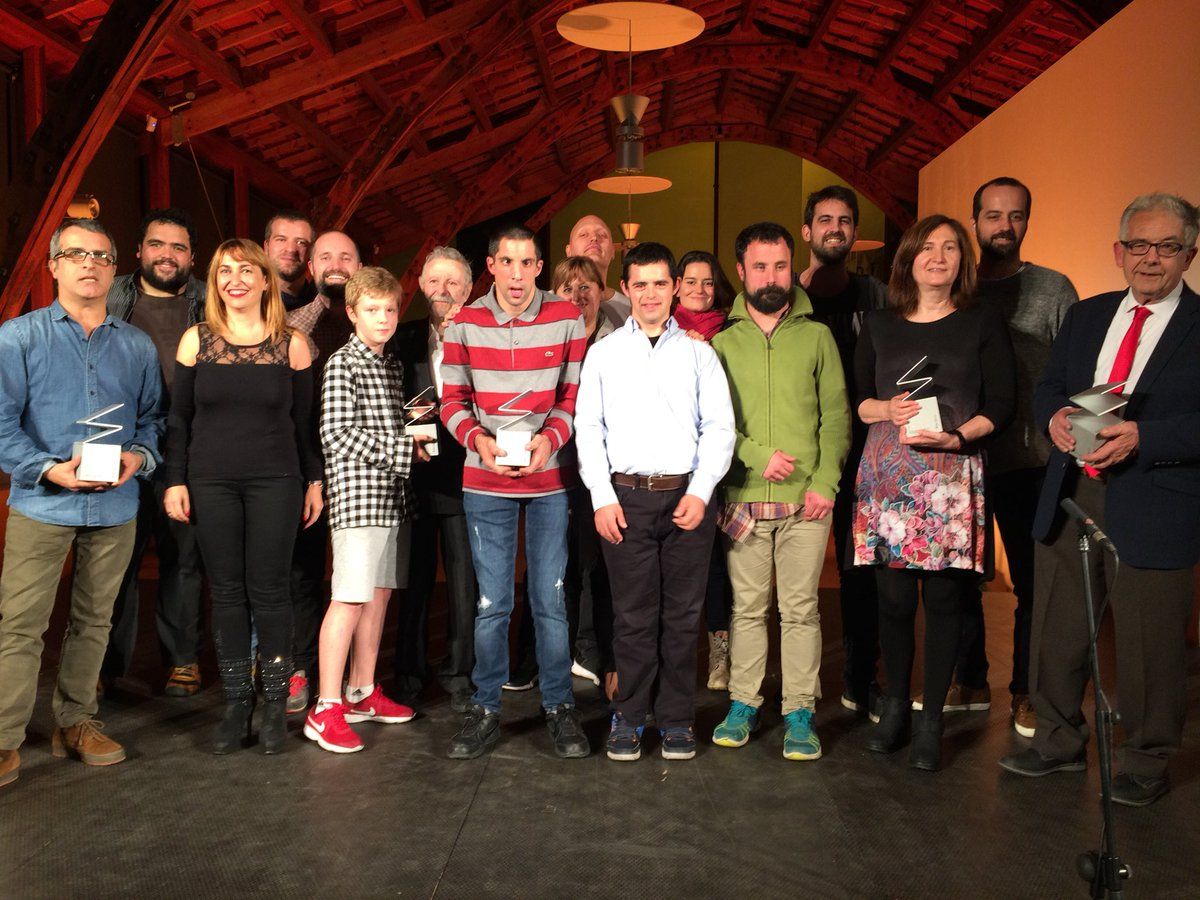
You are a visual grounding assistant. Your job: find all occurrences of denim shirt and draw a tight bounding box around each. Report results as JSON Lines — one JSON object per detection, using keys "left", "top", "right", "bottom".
{"left": 0, "top": 300, "right": 164, "bottom": 527}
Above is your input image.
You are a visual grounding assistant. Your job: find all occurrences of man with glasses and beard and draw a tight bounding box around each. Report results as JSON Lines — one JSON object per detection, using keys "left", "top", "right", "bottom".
{"left": 264, "top": 210, "right": 317, "bottom": 311}
{"left": 390, "top": 247, "right": 479, "bottom": 712}
{"left": 798, "top": 186, "right": 887, "bottom": 722}
{"left": 915, "top": 178, "right": 1077, "bottom": 738}
{"left": 710, "top": 222, "right": 850, "bottom": 761}
{"left": 103, "top": 208, "right": 207, "bottom": 698}
{"left": 283, "top": 230, "right": 361, "bottom": 714}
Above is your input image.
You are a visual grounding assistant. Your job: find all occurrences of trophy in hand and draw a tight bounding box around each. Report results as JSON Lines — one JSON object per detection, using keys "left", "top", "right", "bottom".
{"left": 1067, "top": 381, "right": 1128, "bottom": 458}
{"left": 896, "top": 356, "right": 943, "bottom": 438}
{"left": 404, "top": 386, "right": 439, "bottom": 458}
{"left": 73, "top": 403, "right": 125, "bottom": 483}
{"left": 495, "top": 389, "right": 535, "bottom": 467}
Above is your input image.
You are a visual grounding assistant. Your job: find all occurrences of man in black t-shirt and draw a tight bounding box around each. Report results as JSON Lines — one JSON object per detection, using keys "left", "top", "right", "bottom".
{"left": 798, "top": 186, "right": 887, "bottom": 719}
{"left": 103, "top": 208, "right": 207, "bottom": 697}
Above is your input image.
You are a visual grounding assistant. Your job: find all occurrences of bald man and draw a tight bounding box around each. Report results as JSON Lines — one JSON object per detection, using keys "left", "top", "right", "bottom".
{"left": 565, "top": 215, "right": 631, "bottom": 328}
{"left": 284, "top": 230, "right": 364, "bottom": 714}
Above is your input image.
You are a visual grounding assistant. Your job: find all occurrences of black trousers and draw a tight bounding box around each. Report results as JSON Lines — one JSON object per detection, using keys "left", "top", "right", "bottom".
{"left": 1030, "top": 473, "right": 1195, "bottom": 778}
{"left": 394, "top": 499, "right": 478, "bottom": 697}
{"left": 955, "top": 467, "right": 1041, "bottom": 695}
{"left": 289, "top": 512, "right": 328, "bottom": 676}
{"left": 600, "top": 483, "right": 715, "bottom": 729}
{"left": 876, "top": 566, "right": 974, "bottom": 709}
{"left": 834, "top": 460, "right": 879, "bottom": 698}
{"left": 103, "top": 474, "right": 205, "bottom": 676}
{"left": 190, "top": 477, "right": 301, "bottom": 670}
{"left": 702, "top": 531, "right": 733, "bottom": 633}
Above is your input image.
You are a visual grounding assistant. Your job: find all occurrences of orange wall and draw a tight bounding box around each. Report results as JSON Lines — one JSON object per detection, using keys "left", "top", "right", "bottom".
{"left": 918, "top": 0, "right": 1200, "bottom": 301}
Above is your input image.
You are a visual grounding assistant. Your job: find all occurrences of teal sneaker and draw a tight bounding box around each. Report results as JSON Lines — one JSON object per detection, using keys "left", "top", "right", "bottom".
{"left": 783, "top": 708, "right": 822, "bottom": 760}
{"left": 712, "top": 701, "right": 759, "bottom": 748}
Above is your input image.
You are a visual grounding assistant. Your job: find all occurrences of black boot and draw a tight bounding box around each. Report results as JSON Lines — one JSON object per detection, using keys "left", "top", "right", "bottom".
{"left": 259, "top": 656, "right": 293, "bottom": 755}
{"left": 909, "top": 711, "right": 944, "bottom": 771}
{"left": 214, "top": 657, "right": 255, "bottom": 754}
{"left": 865, "top": 697, "right": 911, "bottom": 754}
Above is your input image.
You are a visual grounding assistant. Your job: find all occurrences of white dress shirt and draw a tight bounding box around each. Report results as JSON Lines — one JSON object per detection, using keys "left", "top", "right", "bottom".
{"left": 428, "top": 324, "right": 445, "bottom": 398}
{"left": 1092, "top": 281, "right": 1183, "bottom": 393}
{"left": 575, "top": 316, "right": 735, "bottom": 510}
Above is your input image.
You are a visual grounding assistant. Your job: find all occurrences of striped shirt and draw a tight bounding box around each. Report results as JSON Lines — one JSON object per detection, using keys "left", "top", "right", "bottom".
{"left": 440, "top": 287, "right": 586, "bottom": 497}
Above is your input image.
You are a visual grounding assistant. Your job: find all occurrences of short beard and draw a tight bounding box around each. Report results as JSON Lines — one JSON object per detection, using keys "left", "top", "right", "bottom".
{"left": 978, "top": 231, "right": 1020, "bottom": 262}
{"left": 811, "top": 241, "right": 851, "bottom": 266}
{"left": 275, "top": 259, "right": 306, "bottom": 283}
{"left": 320, "top": 280, "right": 346, "bottom": 304}
{"left": 747, "top": 284, "right": 791, "bottom": 315}
{"left": 140, "top": 261, "right": 189, "bottom": 294}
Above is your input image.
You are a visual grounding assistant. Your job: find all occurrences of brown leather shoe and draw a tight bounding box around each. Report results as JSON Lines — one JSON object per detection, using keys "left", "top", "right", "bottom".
{"left": 51, "top": 720, "right": 126, "bottom": 766}
{"left": 1012, "top": 695, "right": 1037, "bottom": 738}
{"left": 912, "top": 683, "right": 991, "bottom": 712}
{"left": 165, "top": 663, "right": 202, "bottom": 697}
{"left": 0, "top": 749, "right": 19, "bottom": 787}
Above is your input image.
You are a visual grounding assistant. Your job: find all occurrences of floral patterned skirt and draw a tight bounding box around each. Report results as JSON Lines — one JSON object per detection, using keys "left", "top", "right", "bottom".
{"left": 852, "top": 423, "right": 987, "bottom": 573}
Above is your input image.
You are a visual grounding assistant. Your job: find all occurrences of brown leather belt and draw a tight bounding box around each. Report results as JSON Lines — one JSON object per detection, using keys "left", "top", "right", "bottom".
{"left": 612, "top": 473, "right": 690, "bottom": 491}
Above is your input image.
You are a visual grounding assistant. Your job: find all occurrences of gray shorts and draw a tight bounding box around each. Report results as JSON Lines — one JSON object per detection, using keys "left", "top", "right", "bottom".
{"left": 330, "top": 523, "right": 412, "bottom": 603}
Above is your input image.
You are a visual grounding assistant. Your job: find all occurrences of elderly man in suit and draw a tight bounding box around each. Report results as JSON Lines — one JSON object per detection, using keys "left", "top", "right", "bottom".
{"left": 1000, "top": 193, "right": 1199, "bottom": 807}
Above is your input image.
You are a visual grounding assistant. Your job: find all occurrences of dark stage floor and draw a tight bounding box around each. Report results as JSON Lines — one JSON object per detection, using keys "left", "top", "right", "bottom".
{"left": 2, "top": 589, "right": 1199, "bottom": 899}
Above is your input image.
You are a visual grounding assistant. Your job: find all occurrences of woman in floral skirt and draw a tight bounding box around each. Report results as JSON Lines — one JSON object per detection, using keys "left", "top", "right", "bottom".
{"left": 852, "top": 214, "right": 1015, "bottom": 771}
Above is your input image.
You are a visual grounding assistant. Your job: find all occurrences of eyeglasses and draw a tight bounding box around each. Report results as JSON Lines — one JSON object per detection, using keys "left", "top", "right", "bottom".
{"left": 1119, "top": 240, "right": 1187, "bottom": 258}
{"left": 52, "top": 248, "right": 116, "bottom": 266}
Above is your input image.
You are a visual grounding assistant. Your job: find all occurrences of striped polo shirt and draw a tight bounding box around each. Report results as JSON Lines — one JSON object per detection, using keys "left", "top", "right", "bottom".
{"left": 440, "top": 286, "right": 586, "bottom": 497}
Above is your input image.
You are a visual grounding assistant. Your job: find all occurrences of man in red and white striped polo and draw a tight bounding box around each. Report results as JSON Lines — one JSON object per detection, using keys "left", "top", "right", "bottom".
{"left": 440, "top": 225, "right": 591, "bottom": 760}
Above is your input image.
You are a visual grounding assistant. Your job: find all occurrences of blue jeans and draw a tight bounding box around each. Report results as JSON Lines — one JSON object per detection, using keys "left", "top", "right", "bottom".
{"left": 463, "top": 491, "right": 573, "bottom": 713}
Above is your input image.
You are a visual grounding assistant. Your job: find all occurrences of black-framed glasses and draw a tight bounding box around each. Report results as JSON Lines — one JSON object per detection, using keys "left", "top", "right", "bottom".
{"left": 1119, "top": 239, "right": 1187, "bottom": 258}
{"left": 52, "top": 248, "right": 116, "bottom": 266}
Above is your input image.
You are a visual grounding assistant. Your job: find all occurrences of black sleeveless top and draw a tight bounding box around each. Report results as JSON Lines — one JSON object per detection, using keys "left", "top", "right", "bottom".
{"left": 164, "top": 324, "right": 322, "bottom": 485}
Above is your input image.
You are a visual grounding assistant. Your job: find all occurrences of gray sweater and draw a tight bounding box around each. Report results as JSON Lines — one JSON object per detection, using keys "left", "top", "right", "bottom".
{"left": 977, "top": 262, "right": 1078, "bottom": 473}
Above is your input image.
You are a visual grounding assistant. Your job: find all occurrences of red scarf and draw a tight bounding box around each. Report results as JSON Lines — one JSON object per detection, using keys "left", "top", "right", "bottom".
{"left": 672, "top": 305, "right": 727, "bottom": 341}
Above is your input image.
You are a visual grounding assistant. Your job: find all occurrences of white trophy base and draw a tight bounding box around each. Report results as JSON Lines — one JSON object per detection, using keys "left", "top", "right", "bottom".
{"left": 903, "top": 397, "right": 943, "bottom": 438}
{"left": 495, "top": 428, "right": 532, "bottom": 467}
{"left": 407, "top": 423, "right": 439, "bottom": 458}
{"left": 73, "top": 441, "right": 121, "bottom": 483}
{"left": 1068, "top": 411, "right": 1122, "bottom": 458}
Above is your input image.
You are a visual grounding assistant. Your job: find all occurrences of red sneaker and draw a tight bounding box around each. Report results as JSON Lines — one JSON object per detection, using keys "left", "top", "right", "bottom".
{"left": 343, "top": 685, "right": 415, "bottom": 724}
{"left": 303, "top": 703, "right": 363, "bottom": 753}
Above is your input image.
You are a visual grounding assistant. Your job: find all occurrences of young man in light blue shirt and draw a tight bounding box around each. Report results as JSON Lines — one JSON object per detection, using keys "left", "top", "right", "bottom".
{"left": 575, "top": 241, "right": 735, "bottom": 762}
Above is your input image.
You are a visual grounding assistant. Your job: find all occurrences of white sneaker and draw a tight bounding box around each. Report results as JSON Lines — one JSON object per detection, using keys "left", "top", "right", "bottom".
{"left": 571, "top": 660, "right": 600, "bottom": 686}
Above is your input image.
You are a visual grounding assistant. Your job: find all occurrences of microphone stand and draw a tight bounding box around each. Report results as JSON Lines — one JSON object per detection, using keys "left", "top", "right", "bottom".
{"left": 1073, "top": 527, "right": 1130, "bottom": 898}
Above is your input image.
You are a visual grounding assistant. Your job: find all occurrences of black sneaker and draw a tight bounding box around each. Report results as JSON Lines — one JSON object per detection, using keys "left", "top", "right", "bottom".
{"left": 447, "top": 705, "right": 500, "bottom": 760}
{"left": 545, "top": 704, "right": 590, "bottom": 759}
{"left": 841, "top": 682, "right": 883, "bottom": 723}
{"left": 606, "top": 713, "right": 643, "bottom": 761}
{"left": 661, "top": 726, "right": 697, "bottom": 760}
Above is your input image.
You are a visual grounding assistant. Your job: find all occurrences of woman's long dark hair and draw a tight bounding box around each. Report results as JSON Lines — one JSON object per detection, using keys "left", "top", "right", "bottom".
{"left": 676, "top": 250, "right": 736, "bottom": 312}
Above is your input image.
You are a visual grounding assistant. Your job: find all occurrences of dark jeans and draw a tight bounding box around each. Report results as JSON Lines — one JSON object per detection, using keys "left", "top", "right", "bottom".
{"left": 834, "top": 464, "right": 879, "bottom": 699}
{"left": 104, "top": 475, "right": 205, "bottom": 676}
{"left": 955, "top": 467, "right": 1040, "bottom": 694}
{"left": 600, "top": 483, "right": 716, "bottom": 730}
{"left": 876, "top": 567, "right": 974, "bottom": 710}
{"left": 190, "top": 477, "right": 301, "bottom": 672}
{"left": 394, "top": 502, "right": 478, "bottom": 698}
{"left": 290, "top": 513, "right": 328, "bottom": 676}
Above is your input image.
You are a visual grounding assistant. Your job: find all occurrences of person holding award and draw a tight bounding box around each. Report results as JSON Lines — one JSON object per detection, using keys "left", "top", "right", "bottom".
{"left": 163, "top": 238, "right": 324, "bottom": 755}
{"left": 851, "top": 215, "right": 1015, "bottom": 771}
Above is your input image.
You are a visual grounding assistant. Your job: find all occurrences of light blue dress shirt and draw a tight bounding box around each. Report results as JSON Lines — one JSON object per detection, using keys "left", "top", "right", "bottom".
{"left": 575, "top": 316, "right": 735, "bottom": 510}
{"left": 0, "top": 300, "right": 163, "bottom": 527}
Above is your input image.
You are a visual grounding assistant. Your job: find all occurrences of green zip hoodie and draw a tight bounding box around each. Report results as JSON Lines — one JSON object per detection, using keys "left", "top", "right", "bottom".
{"left": 710, "top": 287, "right": 850, "bottom": 503}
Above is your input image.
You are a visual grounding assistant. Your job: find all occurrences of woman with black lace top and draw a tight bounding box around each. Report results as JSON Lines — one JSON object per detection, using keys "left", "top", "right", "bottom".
{"left": 163, "top": 238, "right": 323, "bottom": 755}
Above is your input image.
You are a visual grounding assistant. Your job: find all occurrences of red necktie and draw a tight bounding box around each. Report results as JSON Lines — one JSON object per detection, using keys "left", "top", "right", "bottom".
{"left": 1084, "top": 304, "right": 1152, "bottom": 477}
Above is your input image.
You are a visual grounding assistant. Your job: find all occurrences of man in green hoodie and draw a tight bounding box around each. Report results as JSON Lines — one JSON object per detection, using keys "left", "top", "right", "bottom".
{"left": 709, "top": 222, "right": 851, "bottom": 761}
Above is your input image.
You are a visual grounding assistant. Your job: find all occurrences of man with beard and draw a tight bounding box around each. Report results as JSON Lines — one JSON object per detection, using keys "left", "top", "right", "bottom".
{"left": 565, "top": 214, "right": 631, "bottom": 328}
{"left": 798, "top": 186, "right": 887, "bottom": 722}
{"left": 103, "top": 208, "right": 207, "bottom": 696}
{"left": 914, "top": 178, "right": 1077, "bottom": 737}
{"left": 283, "top": 230, "right": 361, "bottom": 713}
{"left": 264, "top": 210, "right": 317, "bottom": 311}
{"left": 710, "top": 222, "right": 850, "bottom": 761}
{"left": 389, "top": 247, "right": 479, "bottom": 712}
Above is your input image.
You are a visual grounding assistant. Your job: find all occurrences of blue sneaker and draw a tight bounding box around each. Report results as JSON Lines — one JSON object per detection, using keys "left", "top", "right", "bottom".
{"left": 606, "top": 712, "right": 643, "bottom": 761}
{"left": 712, "top": 701, "right": 759, "bottom": 748}
{"left": 783, "top": 708, "right": 822, "bottom": 760}
{"left": 660, "top": 726, "right": 697, "bottom": 760}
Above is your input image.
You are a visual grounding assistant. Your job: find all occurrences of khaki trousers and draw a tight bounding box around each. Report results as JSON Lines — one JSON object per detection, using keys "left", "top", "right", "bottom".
{"left": 0, "top": 510, "right": 136, "bottom": 749}
{"left": 726, "top": 514, "right": 831, "bottom": 714}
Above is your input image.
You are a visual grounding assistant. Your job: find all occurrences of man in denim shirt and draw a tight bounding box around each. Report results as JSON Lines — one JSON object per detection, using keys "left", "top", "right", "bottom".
{"left": 0, "top": 218, "right": 162, "bottom": 790}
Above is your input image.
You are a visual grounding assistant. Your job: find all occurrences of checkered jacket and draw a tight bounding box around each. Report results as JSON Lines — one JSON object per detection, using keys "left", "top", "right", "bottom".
{"left": 319, "top": 335, "right": 416, "bottom": 531}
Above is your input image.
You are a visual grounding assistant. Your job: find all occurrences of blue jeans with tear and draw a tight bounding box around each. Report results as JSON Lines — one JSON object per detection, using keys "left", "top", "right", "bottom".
{"left": 463, "top": 490, "right": 573, "bottom": 713}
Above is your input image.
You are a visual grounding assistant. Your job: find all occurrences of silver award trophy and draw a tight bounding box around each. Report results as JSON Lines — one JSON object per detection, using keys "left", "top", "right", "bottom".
{"left": 896, "top": 356, "right": 943, "bottom": 437}
{"left": 404, "top": 386, "right": 439, "bottom": 458}
{"left": 495, "top": 389, "right": 535, "bottom": 467}
{"left": 1067, "top": 381, "right": 1128, "bottom": 458}
{"left": 73, "top": 403, "right": 125, "bottom": 483}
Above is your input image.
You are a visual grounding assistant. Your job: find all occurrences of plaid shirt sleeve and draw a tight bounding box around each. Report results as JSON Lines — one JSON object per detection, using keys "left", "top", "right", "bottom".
{"left": 319, "top": 352, "right": 414, "bottom": 478}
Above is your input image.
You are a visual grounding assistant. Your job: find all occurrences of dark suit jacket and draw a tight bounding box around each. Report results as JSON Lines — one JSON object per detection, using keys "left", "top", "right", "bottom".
{"left": 1032, "top": 282, "right": 1200, "bottom": 569}
{"left": 389, "top": 319, "right": 467, "bottom": 515}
